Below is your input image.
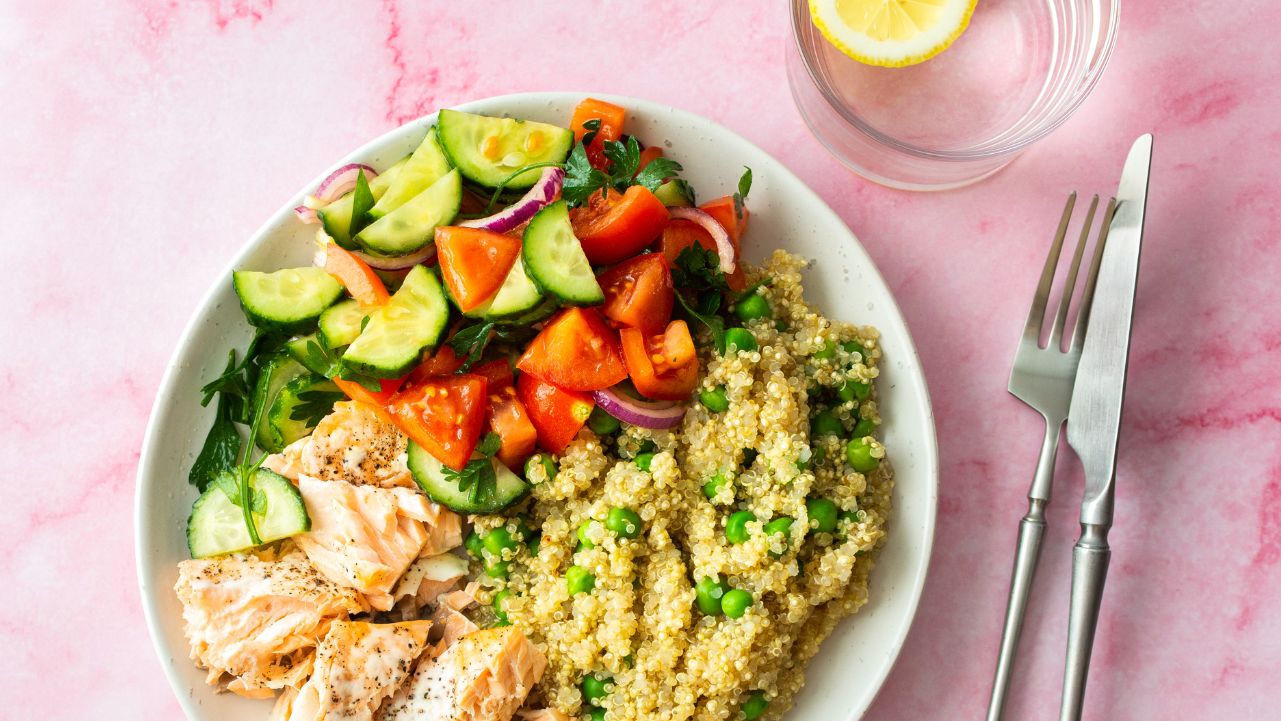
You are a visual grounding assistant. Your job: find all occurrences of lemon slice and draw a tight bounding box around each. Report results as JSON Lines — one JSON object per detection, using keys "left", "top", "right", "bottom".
{"left": 809, "top": 0, "right": 977, "bottom": 68}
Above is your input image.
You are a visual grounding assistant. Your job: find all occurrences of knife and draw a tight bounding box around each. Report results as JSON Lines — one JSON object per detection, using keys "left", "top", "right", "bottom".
{"left": 1059, "top": 134, "right": 1153, "bottom": 721}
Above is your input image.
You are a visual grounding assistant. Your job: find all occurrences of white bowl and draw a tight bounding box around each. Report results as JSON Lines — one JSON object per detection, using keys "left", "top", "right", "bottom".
{"left": 136, "top": 92, "right": 938, "bottom": 721}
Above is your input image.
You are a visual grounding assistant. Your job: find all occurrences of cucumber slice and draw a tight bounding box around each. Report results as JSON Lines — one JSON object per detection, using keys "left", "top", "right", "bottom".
{"left": 437, "top": 109, "right": 573, "bottom": 189}
{"left": 342, "top": 265, "right": 449, "bottom": 378}
{"left": 186, "top": 468, "right": 310, "bottom": 558}
{"left": 233, "top": 267, "right": 343, "bottom": 334}
{"left": 369, "top": 128, "right": 452, "bottom": 220}
{"left": 406, "top": 441, "right": 529, "bottom": 514}
{"left": 318, "top": 299, "right": 370, "bottom": 348}
{"left": 654, "top": 179, "right": 695, "bottom": 207}
{"left": 285, "top": 334, "right": 333, "bottom": 376}
{"left": 522, "top": 201, "right": 604, "bottom": 305}
{"left": 252, "top": 352, "right": 309, "bottom": 452}
{"left": 354, "top": 169, "right": 462, "bottom": 256}
{"left": 317, "top": 157, "right": 408, "bottom": 247}
{"left": 506, "top": 298, "right": 559, "bottom": 325}
{"left": 463, "top": 255, "right": 544, "bottom": 321}
{"left": 262, "top": 374, "right": 342, "bottom": 452}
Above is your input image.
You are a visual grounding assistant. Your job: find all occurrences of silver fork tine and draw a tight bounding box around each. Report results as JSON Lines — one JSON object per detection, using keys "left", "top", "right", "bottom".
{"left": 1050, "top": 195, "right": 1100, "bottom": 349}
{"left": 1023, "top": 193, "right": 1077, "bottom": 342}
{"left": 1071, "top": 198, "right": 1117, "bottom": 351}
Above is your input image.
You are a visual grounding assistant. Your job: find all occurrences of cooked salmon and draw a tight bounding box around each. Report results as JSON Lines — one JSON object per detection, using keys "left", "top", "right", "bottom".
{"left": 294, "top": 476, "right": 462, "bottom": 611}
{"left": 272, "top": 619, "right": 434, "bottom": 721}
{"left": 391, "top": 553, "right": 469, "bottom": 614}
{"left": 301, "top": 400, "right": 413, "bottom": 488}
{"left": 376, "top": 627, "right": 547, "bottom": 721}
{"left": 428, "top": 585, "right": 481, "bottom": 649}
{"left": 518, "top": 709, "right": 572, "bottom": 721}
{"left": 174, "top": 546, "right": 366, "bottom": 698}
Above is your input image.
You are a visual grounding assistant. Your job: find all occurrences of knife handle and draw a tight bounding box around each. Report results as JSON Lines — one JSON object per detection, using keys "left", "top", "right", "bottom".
{"left": 1058, "top": 523, "right": 1112, "bottom": 721}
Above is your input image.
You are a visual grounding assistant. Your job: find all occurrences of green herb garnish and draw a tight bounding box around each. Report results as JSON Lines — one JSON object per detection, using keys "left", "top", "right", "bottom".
{"left": 289, "top": 387, "right": 346, "bottom": 427}
{"left": 441, "top": 432, "right": 503, "bottom": 504}
{"left": 349, "top": 169, "right": 375, "bottom": 236}
{"left": 733, "top": 166, "right": 752, "bottom": 221}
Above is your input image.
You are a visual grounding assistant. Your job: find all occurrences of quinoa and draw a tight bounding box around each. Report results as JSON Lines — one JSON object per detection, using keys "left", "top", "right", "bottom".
{"left": 473, "top": 250, "right": 893, "bottom": 721}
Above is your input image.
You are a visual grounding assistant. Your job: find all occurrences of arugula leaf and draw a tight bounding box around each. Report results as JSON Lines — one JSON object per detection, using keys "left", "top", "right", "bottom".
{"left": 634, "top": 157, "right": 683, "bottom": 193}
{"left": 349, "top": 169, "right": 375, "bottom": 237}
{"left": 448, "top": 321, "right": 497, "bottom": 371}
{"left": 733, "top": 166, "right": 753, "bottom": 221}
{"left": 580, "top": 118, "right": 602, "bottom": 147}
{"left": 189, "top": 391, "right": 242, "bottom": 491}
{"left": 671, "top": 244, "right": 729, "bottom": 293}
{"left": 562, "top": 143, "right": 609, "bottom": 207}
{"left": 289, "top": 387, "right": 345, "bottom": 427}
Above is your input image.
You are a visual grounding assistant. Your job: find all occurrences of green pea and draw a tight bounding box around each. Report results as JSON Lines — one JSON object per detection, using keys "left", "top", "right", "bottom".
{"left": 764, "top": 517, "right": 795, "bottom": 556}
{"left": 842, "top": 340, "right": 865, "bottom": 359}
{"left": 694, "top": 576, "right": 729, "bottom": 615}
{"left": 587, "top": 407, "right": 621, "bottom": 436}
{"left": 811, "top": 409, "right": 844, "bottom": 436}
{"left": 492, "top": 588, "right": 511, "bottom": 624}
{"left": 485, "top": 559, "right": 510, "bottom": 579}
{"left": 845, "top": 438, "right": 881, "bottom": 473}
{"left": 724, "top": 328, "right": 758, "bottom": 354}
{"left": 807, "top": 498, "right": 839, "bottom": 533}
{"left": 464, "top": 531, "right": 484, "bottom": 559}
{"left": 634, "top": 452, "right": 656, "bottom": 471}
{"left": 586, "top": 707, "right": 606, "bottom": 721}
{"left": 852, "top": 417, "right": 877, "bottom": 438}
{"left": 606, "top": 507, "right": 643, "bottom": 539}
{"left": 812, "top": 341, "right": 836, "bottom": 360}
{"left": 483, "top": 527, "right": 518, "bottom": 556}
{"left": 741, "top": 448, "right": 759, "bottom": 468}
{"left": 577, "top": 520, "right": 598, "bottom": 550}
{"left": 526, "top": 453, "right": 558, "bottom": 482}
{"left": 566, "top": 565, "right": 595, "bottom": 595}
{"left": 725, "top": 510, "right": 756, "bottom": 544}
{"left": 702, "top": 472, "right": 732, "bottom": 502}
{"left": 742, "top": 691, "right": 769, "bottom": 720}
{"left": 721, "top": 588, "right": 753, "bottom": 618}
{"left": 837, "top": 379, "right": 871, "bottom": 403}
{"left": 733, "top": 294, "right": 772, "bottom": 322}
{"left": 700, "top": 386, "right": 730, "bottom": 413}
{"left": 581, "top": 674, "right": 610, "bottom": 706}
{"left": 840, "top": 509, "right": 866, "bottom": 525}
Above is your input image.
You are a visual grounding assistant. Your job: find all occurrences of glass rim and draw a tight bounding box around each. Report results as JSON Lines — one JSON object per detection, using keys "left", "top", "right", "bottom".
{"left": 789, "top": 0, "right": 1122, "bottom": 162}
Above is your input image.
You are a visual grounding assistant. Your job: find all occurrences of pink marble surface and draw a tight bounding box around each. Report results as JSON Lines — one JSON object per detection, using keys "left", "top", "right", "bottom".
{"left": 3, "top": 0, "right": 1279, "bottom": 718}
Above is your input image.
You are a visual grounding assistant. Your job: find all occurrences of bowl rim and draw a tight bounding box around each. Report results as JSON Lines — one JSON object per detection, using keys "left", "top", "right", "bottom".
{"left": 135, "top": 91, "right": 938, "bottom": 721}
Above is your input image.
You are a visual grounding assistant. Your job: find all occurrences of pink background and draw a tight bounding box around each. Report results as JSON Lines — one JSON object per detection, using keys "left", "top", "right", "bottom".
{"left": 3, "top": 1, "right": 1279, "bottom": 719}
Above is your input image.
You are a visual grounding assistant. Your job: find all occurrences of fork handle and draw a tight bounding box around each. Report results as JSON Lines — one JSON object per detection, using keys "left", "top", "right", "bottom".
{"left": 986, "top": 504, "right": 1047, "bottom": 721}
{"left": 1058, "top": 524, "right": 1112, "bottom": 721}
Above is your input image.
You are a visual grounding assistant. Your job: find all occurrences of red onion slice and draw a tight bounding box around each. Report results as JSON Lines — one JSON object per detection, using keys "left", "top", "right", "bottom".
{"left": 295, "top": 163, "right": 379, "bottom": 225}
{"left": 351, "top": 244, "right": 438, "bottom": 270}
{"left": 591, "top": 386, "right": 687, "bottom": 430}
{"left": 668, "top": 206, "right": 736, "bottom": 274}
{"left": 460, "top": 166, "right": 565, "bottom": 234}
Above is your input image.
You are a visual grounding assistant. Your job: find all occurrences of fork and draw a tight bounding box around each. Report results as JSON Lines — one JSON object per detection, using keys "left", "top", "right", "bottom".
{"left": 986, "top": 193, "right": 1116, "bottom": 721}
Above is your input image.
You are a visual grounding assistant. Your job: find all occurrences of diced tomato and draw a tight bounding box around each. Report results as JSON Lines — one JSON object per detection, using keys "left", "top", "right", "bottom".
{"left": 699, "top": 195, "right": 749, "bottom": 248}
{"left": 636, "top": 146, "right": 664, "bottom": 175}
{"left": 656, "top": 217, "right": 747, "bottom": 292}
{"left": 434, "top": 226, "right": 522, "bottom": 312}
{"left": 472, "top": 358, "right": 515, "bottom": 390}
{"left": 487, "top": 385, "right": 537, "bottom": 468}
{"left": 333, "top": 375, "right": 406, "bottom": 406}
{"left": 407, "top": 346, "right": 463, "bottom": 384}
{"left": 516, "top": 372, "right": 595, "bottom": 454}
{"left": 598, "top": 253, "right": 674, "bottom": 335}
{"left": 517, "top": 307, "right": 628, "bottom": 391}
{"left": 570, "top": 97, "right": 625, "bottom": 170}
{"left": 322, "top": 243, "right": 390, "bottom": 306}
{"left": 619, "top": 320, "right": 700, "bottom": 401}
{"left": 385, "top": 374, "right": 488, "bottom": 471}
{"left": 569, "top": 186, "right": 670, "bottom": 265}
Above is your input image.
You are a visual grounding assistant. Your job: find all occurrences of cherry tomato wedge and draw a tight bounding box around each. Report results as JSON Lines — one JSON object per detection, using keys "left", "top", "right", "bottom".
{"left": 516, "top": 372, "right": 595, "bottom": 454}
{"left": 487, "top": 384, "right": 537, "bottom": 469}
{"left": 385, "top": 374, "right": 488, "bottom": 471}
{"left": 434, "top": 226, "right": 522, "bottom": 312}
{"left": 656, "top": 217, "right": 747, "bottom": 292}
{"left": 570, "top": 97, "right": 625, "bottom": 170}
{"left": 698, "top": 195, "right": 749, "bottom": 248}
{"left": 322, "top": 243, "right": 390, "bottom": 306}
{"left": 472, "top": 358, "right": 515, "bottom": 390}
{"left": 598, "top": 253, "right": 674, "bottom": 335}
{"left": 570, "top": 186, "right": 670, "bottom": 266}
{"left": 517, "top": 307, "right": 628, "bottom": 391}
{"left": 407, "top": 346, "right": 463, "bottom": 384}
{"left": 333, "top": 375, "right": 405, "bottom": 407}
{"left": 619, "top": 320, "right": 700, "bottom": 401}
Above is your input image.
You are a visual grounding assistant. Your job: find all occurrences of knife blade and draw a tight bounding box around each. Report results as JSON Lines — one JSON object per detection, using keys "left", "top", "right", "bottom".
{"left": 1066, "top": 134, "right": 1152, "bottom": 526}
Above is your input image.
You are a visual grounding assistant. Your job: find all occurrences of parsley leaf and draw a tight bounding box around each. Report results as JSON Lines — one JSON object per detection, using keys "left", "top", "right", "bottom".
{"left": 476, "top": 431, "right": 502, "bottom": 458}
{"left": 295, "top": 338, "right": 342, "bottom": 378}
{"left": 562, "top": 143, "right": 610, "bottom": 207}
{"left": 335, "top": 365, "right": 384, "bottom": 392}
{"left": 213, "top": 470, "right": 267, "bottom": 515}
{"left": 189, "top": 385, "right": 242, "bottom": 491}
{"left": 440, "top": 432, "right": 503, "bottom": 505}
{"left": 603, "top": 136, "right": 642, "bottom": 187}
{"left": 349, "top": 169, "right": 375, "bottom": 236}
{"left": 580, "top": 118, "right": 602, "bottom": 147}
{"left": 634, "top": 156, "right": 683, "bottom": 193}
{"left": 289, "top": 387, "right": 345, "bottom": 427}
{"left": 671, "top": 244, "right": 729, "bottom": 294}
{"left": 675, "top": 290, "right": 726, "bottom": 354}
{"left": 733, "top": 166, "right": 753, "bottom": 221}
{"left": 732, "top": 277, "right": 773, "bottom": 304}
{"left": 448, "top": 321, "right": 497, "bottom": 371}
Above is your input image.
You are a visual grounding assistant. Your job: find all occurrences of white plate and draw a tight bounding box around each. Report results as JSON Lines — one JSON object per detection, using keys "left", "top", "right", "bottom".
{"left": 136, "top": 92, "right": 938, "bottom": 721}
